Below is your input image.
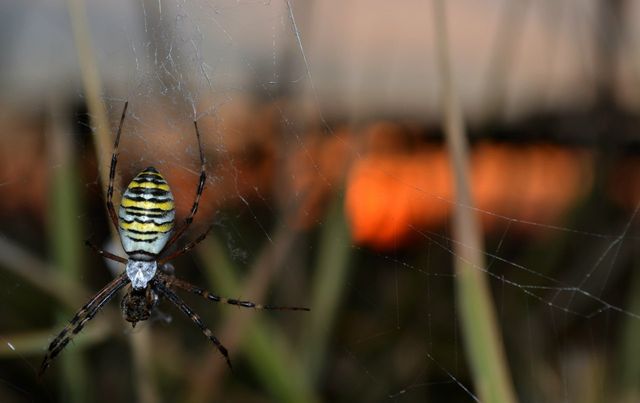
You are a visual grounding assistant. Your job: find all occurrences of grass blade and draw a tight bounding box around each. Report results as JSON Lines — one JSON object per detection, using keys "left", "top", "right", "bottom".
{"left": 48, "top": 106, "right": 89, "bottom": 403}
{"left": 433, "top": 1, "right": 518, "bottom": 402}
{"left": 197, "top": 235, "right": 319, "bottom": 403}
{"left": 302, "top": 192, "right": 352, "bottom": 381}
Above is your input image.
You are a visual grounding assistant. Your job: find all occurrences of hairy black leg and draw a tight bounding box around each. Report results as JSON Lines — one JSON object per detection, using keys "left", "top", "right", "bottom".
{"left": 84, "top": 240, "right": 128, "bottom": 264}
{"left": 106, "top": 101, "right": 129, "bottom": 231}
{"left": 158, "top": 224, "right": 213, "bottom": 265}
{"left": 161, "top": 120, "right": 207, "bottom": 253}
{"left": 162, "top": 274, "right": 309, "bottom": 312}
{"left": 39, "top": 274, "right": 129, "bottom": 377}
{"left": 153, "top": 280, "right": 232, "bottom": 370}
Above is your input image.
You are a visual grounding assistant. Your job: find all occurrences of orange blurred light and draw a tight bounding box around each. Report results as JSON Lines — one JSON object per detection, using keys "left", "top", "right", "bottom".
{"left": 345, "top": 137, "right": 593, "bottom": 250}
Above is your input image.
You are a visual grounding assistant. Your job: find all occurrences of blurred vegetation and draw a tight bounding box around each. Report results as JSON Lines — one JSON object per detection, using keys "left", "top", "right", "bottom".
{"left": 1, "top": 1, "right": 640, "bottom": 403}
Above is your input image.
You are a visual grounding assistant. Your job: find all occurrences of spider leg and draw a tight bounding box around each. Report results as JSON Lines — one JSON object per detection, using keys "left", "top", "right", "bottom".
{"left": 39, "top": 274, "right": 130, "bottom": 377}
{"left": 161, "top": 120, "right": 207, "bottom": 253}
{"left": 162, "top": 274, "right": 310, "bottom": 312}
{"left": 153, "top": 280, "right": 232, "bottom": 370}
{"left": 106, "top": 101, "right": 129, "bottom": 232}
{"left": 157, "top": 224, "right": 214, "bottom": 265}
{"left": 84, "top": 240, "right": 128, "bottom": 264}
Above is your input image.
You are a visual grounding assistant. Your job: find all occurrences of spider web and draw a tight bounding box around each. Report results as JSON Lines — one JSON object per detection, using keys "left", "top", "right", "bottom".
{"left": 0, "top": 1, "right": 639, "bottom": 402}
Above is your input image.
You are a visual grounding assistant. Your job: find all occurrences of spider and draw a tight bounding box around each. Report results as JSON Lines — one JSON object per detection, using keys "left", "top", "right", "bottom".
{"left": 39, "top": 102, "right": 309, "bottom": 376}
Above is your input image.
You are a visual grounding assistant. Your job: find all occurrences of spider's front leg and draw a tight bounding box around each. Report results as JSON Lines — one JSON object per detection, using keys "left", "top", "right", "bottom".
{"left": 159, "top": 120, "right": 207, "bottom": 254}
{"left": 106, "top": 101, "right": 129, "bottom": 232}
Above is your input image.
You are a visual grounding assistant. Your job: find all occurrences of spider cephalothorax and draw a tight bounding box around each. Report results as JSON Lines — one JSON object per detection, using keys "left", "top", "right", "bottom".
{"left": 39, "top": 102, "right": 309, "bottom": 376}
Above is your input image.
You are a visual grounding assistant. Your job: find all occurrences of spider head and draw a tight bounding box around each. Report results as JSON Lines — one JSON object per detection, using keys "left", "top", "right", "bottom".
{"left": 126, "top": 259, "right": 157, "bottom": 290}
{"left": 121, "top": 287, "right": 157, "bottom": 327}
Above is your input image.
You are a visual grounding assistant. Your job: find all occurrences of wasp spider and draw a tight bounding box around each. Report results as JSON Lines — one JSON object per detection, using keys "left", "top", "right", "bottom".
{"left": 39, "top": 102, "right": 309, "bottom": 375}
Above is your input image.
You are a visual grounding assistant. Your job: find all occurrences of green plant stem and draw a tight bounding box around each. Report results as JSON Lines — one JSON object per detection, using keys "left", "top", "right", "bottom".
{"left": 302, "top": 192, "right": 351, "bottom": 381}
{"left": 198, "top": 235, "right": 319, "bottom": 403}
{"left": 49, "top": 108, "right": 89, "bottom": 403}
{"left": 0, "top": 235, "right": 88, "bottom": 309}
{"left": 616, "top": 241, "right": 640, "bottom": 402}
{"left": 482, "top": 0, "right": 529, "bottom": 120}
{"left": 66, "top": 0, "right": 112, "bottom": 199}
{"left": 187, "top": 223, "right": 301, "bottom": 402}
{"left": 433, "top": 1, "right": 518, "bottom": 402}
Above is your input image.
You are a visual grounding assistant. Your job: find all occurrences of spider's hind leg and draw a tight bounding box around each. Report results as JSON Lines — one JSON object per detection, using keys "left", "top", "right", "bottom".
{"left": 39, "top": 274, "right": 129, "bottom": 377}
{"left": 152, "top": 279, "right": 232, "bottom": 370}
{"left": 162, "top": 275, "right": 310, "bottom": 312}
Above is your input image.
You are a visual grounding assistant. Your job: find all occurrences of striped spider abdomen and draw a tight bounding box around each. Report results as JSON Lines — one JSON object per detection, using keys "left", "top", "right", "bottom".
{"left": 118, "top": 167, "right": 176, "bottom": 259}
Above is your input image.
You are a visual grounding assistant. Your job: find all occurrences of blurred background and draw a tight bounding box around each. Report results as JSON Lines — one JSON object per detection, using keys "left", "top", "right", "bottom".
{"left": 1, "top": 0, "right": 639, "bottom": 402}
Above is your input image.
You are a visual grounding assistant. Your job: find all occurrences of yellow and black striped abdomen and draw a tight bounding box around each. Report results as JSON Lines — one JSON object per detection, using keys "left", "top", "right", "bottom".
{"left": 118, "top": 167, "right": 175, "bottom": 258}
